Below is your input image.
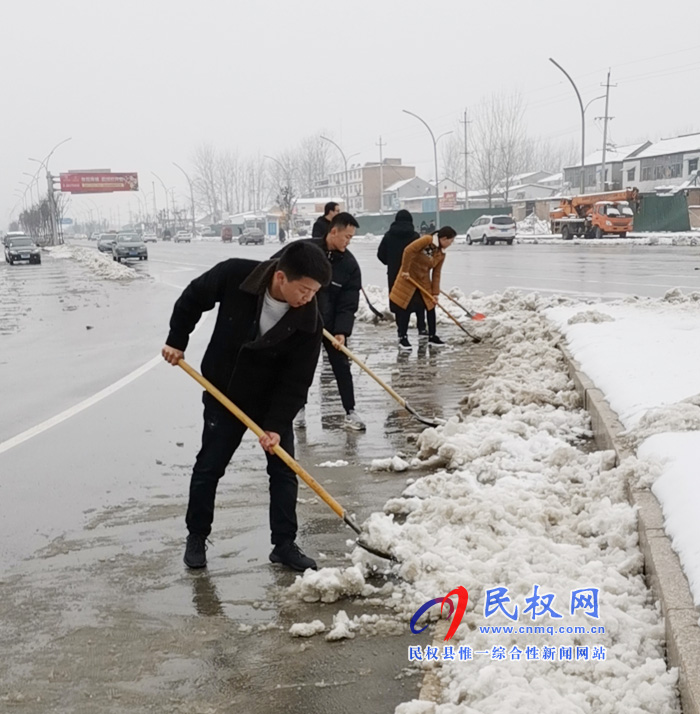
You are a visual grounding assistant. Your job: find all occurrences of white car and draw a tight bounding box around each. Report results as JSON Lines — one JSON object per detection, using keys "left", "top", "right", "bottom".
{"left": 466, "top": 215, "right": 516, "bottom": 245}
{"left": 143, "top": 233, "right": 157, "bottom": 243}
{"left": 174, "top": 230, "right": 192, "bottom": 243}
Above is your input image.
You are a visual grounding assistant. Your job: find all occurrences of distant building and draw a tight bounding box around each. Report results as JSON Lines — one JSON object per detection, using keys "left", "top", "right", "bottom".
{"left": 312, "top": 159, "right": 415, "bottom": 213}
{"left": 563, "top": 142, "right": 650, "bottom": 192}
{"left": 621, "top": 133, "right": 700, "bottom": 194}
{"left": 382, "top": 176, "right": 434, "bottom": 212}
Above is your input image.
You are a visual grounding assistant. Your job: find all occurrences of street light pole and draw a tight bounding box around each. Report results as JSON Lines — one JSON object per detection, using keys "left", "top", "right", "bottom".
{"left": 402, "top": 110, "right": 451, "bottom": 229}
{"left": 549, "top": 59, "right": 587, "bottom": 194}
{"left": 29, "top": 136, "right": 72, "bottom": 245}
{"left": 320, "top": 136, "right": 351, "bottom": 211}
{"left": 173, "top": 162, "right": 196, "bottom": 239}
{"left": 152, "top": 172, "right": 170, "bottom": 232}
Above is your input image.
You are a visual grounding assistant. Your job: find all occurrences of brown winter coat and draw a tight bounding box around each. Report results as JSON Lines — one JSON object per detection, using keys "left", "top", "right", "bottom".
{"left": 389, "top": 235, "right": 446, "bottom": 310}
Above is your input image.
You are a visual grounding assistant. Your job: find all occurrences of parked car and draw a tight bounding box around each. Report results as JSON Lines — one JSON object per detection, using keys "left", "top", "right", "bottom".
{"left": 143, "top": 232, "right": 157, "bottom": 243}
{"left": 111, "top": 233, "right": 148, "bottom": 262}
{"left": 4, "top": 235, "right": 41, "bottom": 265}
{"left": 174, "top": 230, "right": 192, "bottom": 243}
{"left": 97, "top": 234, "right": 117, "bottom": 252}
{"left": 466, "top": 215, "right": 516, "bottom": 245}
{"left": 238, "top": 228, "right": 265, "bottom": 245}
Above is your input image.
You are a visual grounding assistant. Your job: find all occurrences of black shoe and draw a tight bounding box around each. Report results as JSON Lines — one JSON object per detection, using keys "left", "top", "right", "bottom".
{"left": 184, "top": 533, "right": 208, "bottom": 569}
{"left": 398, "top": 336, "right": 412, "bottom": 351}
{"left": 269, "top": 542, "right": 317, "bottom": 571}
{"left": 428, "top": 335, "right": 446, "bottom": 346}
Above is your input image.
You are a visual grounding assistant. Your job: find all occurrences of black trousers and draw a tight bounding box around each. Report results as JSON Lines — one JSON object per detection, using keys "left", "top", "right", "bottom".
{"left": 395, "top": 292, "right": 436, "bottom": 337}
{"left": 186, "top": 399, "right": 298, "bottom": 545}
{"left": 322, "top": 336, "right": 355, "bottom": 413}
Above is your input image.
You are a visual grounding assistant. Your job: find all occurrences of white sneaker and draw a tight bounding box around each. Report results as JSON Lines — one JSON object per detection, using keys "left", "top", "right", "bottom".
{"left": 293, "top": 407, "right": 306, "bottom": 429}
{"left": 344, "top": 410, "right": 366, "bottom": 431}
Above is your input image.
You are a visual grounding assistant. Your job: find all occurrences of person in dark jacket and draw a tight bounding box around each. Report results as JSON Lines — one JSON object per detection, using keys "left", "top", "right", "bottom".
{"left": 162, "top": 242, "right": 332, "bottom": 572}
{"left": 274, "top": 212, "right": 365, "bottom": 431}
{"left": 311, "top": 201, "right": 340, "bottom": 238}
{"left": 419, "top": 220, "right": 428, "bottom": 234}
{"left": 377, "top": 209, "right": 427, "bottom": 337}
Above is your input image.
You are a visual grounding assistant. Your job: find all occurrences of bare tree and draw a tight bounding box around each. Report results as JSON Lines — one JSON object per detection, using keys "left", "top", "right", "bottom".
{"left": 470, "top": 98, "right": 501, "bottom": 207}
{"left": 496, "top": 92, "right": 528, "bottom": 202}
{"left": 440, "top": 133, "right": 464, "bottom": 184}
{"left": 296, "top": 132, "right": 338, "bottom": 196}
{"left": 192, "top": 143, "right": 220, "bottom": 220}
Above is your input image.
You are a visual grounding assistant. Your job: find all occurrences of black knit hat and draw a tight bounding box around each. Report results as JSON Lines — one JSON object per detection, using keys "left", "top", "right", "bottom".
{"left": 395, "top": 209, "right": 413, "bottom": 222}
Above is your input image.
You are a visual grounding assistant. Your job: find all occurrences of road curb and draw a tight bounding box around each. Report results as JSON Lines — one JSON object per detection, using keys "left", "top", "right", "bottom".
{"left": 558, "top": 340, "right": 700, "bottom": 714}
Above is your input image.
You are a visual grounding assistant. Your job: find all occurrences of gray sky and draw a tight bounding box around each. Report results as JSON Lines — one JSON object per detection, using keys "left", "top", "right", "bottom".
{"left": 3, "top": 0, "right": 699, "bottom": 227}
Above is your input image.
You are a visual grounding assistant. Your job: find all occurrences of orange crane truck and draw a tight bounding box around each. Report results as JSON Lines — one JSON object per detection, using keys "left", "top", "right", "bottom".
{"left": 550, "top": 188, "right": 640, "bottom": 239}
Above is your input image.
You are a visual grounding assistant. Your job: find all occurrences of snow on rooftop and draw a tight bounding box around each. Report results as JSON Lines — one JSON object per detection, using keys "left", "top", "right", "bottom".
{"left": 633, "top": 133, "right": 700, "bottom": 159}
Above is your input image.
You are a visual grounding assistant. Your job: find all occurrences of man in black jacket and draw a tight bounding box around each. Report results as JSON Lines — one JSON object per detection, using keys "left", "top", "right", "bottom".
{"left": 275, "top": 213, "right": 365, "bottom": 431}
{"left": 162, "top": 242, "right": 332, "bottom": 571}
{"left": 311, "top": 201, "right": 340, "bottom": 238}
{"left": 377, "top": 209, "right": 427, "bottom": 342}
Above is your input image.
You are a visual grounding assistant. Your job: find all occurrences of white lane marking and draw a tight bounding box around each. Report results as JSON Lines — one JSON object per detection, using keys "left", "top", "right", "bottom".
{"left": 0, "top": 316, "right": 209, "bottom": 455}
{"left": 0, "top": 355, "right": 161, "bottom": 455}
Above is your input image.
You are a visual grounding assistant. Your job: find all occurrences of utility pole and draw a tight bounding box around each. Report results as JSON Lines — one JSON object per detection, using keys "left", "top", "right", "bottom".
{"left": 151, "top": 181, "right": 157, "bottom": 228}
{"left": 376, "top": 136, "right": 386, "bottom": 214}
{"left": 598, "top": 69, "right": 615, "bottom": 192}
{"left": 459, "top": 109, "right": 471, "bottom": 210}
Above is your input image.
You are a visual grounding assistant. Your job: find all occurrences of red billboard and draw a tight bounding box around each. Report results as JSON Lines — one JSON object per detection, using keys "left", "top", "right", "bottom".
{"left": 59, "top": 172, "right": 139, "bottom": 194}
{"left": 439, "top": 191, "right": 458, "bottom": 211}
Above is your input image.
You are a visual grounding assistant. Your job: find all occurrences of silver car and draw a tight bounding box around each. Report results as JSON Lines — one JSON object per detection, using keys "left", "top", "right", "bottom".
{"left": 111, "top": 233, "right": 148, "bottom": 262}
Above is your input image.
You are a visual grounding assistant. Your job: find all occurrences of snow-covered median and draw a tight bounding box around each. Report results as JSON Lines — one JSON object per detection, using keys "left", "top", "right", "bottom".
{"left": 46, "top": 244, "right": 145, "bottom": 280}
{"left": 548, "top": 290, "right": 700, "bottom": 609}
{"left": 289, "top": 290, "right": 679, "bottom": 713}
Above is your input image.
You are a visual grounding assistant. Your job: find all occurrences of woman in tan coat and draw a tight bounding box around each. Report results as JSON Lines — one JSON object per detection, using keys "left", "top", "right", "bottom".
{"left": 389, "top": 226, "right": 457, "bottom": 349}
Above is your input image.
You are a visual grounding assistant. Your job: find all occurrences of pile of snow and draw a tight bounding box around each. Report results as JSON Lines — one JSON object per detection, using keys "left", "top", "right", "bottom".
{"left": 292, "top": 290, "right": 679, "bottom": 713}
{"left": 317, "top": 459, "right": 349, "bottom": 468}
{"left": 289, "top": 620, "right": 325, "bottom": 638}
{"left": 547, "top": 290, "right": 700, "bottom": 608}
{"left": 516, "top": 214, "right": 551, "bottom": 236}
{"left": 46, "top": 244, "right": 143, "bottom": 280}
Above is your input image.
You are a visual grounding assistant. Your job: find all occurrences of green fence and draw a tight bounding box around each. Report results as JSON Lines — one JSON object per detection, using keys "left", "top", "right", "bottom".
{"left": 357, "top": 207, "right": 511, "bottom": 236}
{"left": 635, "top": 193, "right": 690, "bottom": 232}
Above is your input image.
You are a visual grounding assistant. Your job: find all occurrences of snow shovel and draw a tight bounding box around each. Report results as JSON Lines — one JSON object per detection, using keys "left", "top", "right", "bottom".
{"left": 440, "top": 290, "right": 485, "bottom": 321}
{"left": 407, "top": 278, "right": 482, "bottom": 344}
{"left": 177, "top": 359, "right": 397, "bottom": 562}
{"left": 361, "top": 287, "right": 386, "bottom": 320}
{"left": 323, "top": 329, "right": 444, "bottom": 428}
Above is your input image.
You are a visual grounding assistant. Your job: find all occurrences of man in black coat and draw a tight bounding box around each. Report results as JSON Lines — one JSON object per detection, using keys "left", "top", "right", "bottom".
{"left": 274, "top": 212, "right": 365, "bottom": 431}
{"left": 377, "top": 209, "right": 427, "bottom": 338}
{"left": 311, "top": 201, "right": 340, "bottom": 238}
{"left": 162, "top": 242, "right": 332, "bottom": 572}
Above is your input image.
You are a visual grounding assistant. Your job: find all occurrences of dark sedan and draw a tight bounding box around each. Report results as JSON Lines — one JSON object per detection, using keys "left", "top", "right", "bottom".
{"left": 4, "top": 236, "right": 41, "bottom": 265}
{"left": 111, "top": 233, "right": 148, "bottom": 262}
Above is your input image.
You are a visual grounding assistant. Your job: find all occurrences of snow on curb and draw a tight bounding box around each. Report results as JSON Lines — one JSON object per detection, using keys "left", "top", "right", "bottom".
{"left": 290, "top": 290, "right": 679, "bottom": 713}
{"left": 47, "top": 244, "right": 144, "bottom": 280}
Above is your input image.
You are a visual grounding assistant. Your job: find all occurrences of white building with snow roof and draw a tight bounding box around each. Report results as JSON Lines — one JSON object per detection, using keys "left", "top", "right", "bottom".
{"left": 621, "top": 133, "right": 700, "bottom": 194}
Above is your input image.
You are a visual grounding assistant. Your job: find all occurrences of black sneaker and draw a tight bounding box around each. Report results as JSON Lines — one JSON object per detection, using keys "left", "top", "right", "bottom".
{"left": 398, "top": 336, "right": 412, "bottom": 351}
{"left": 428, "top": 335, "right": 446, "bottom": 346}
{"left": 269, "top": 542, "right": 317, "bottom": 571}
{"left": 184, "top": 533, "right": 208, "bottom": 569}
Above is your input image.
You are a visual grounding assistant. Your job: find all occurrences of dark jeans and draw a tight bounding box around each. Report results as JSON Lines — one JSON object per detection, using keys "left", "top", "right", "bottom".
{"left": 323, "top": 335, "right": 355, "bottom": 413}
{"left": 186, "top": 399, "right": 298, "bottom": 545}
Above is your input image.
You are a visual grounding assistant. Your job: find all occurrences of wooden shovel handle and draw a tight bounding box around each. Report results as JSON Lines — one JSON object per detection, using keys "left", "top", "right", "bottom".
{"left": 178, "top": 359, "right": 346, "bottom": 520}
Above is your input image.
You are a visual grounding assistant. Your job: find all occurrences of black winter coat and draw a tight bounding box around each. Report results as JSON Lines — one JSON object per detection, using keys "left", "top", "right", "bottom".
{"left": 377, "top": 220, "right": 420, "bottom": 308}
{"left": 166, "top": 258, "right": 323, "bottom": 433}
{"left": 272, "top": 237, "right": 361, "bottom": 337}
{"left": 311, "top": 215, "right": 331, "bottom": 238}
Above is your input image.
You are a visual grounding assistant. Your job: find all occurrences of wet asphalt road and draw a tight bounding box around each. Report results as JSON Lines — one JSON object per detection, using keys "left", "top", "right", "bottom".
{"left": 0, "top": 237, "right": 697, "bottom": 712}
